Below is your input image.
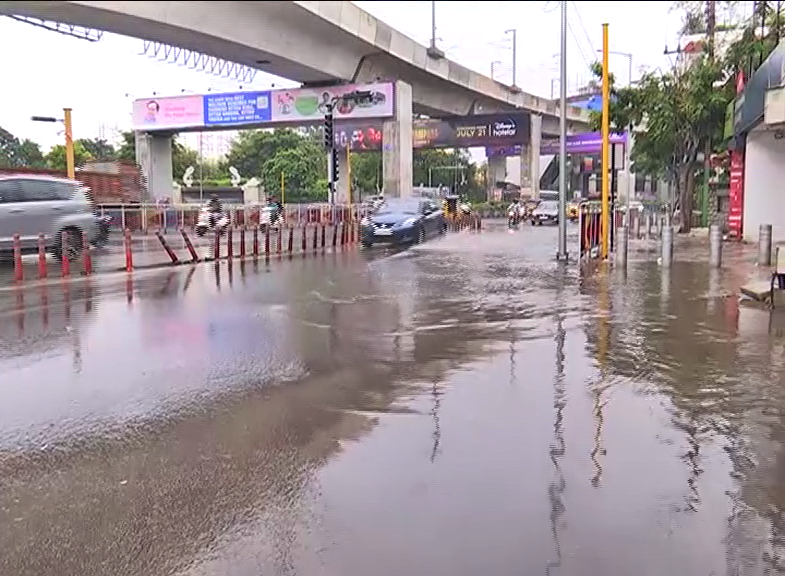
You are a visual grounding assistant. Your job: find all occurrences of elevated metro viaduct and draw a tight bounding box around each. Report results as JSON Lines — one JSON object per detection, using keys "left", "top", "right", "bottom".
{"left": 1, "top": 0, "right": 591, "bottom": 200}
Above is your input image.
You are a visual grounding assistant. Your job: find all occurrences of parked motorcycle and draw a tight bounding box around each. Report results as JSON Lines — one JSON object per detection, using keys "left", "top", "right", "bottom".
{"left": 195, "top": 207, "right": 229, "bottom": 237}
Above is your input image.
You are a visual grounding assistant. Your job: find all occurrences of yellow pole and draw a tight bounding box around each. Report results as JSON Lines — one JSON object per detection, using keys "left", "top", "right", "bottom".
{"left": 63, "top": 108, "right": 75, "bottom": 180}
{"left": 280, "top": 171, "right": 285, "bottom": 205}
{"left": 600, "top": 24, "right": 610, "bottom": 260}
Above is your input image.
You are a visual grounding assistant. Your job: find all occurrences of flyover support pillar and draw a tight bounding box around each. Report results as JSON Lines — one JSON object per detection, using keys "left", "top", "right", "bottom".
{"left": 487, "top": 155, "right": 507, "bottom": 200}
{"left": 382, "top": 80, "right": 413, "bottom": 198}
{"left": 517, "top": 114, "right": 542, "bottom": 199}
{"left": 135, "top": 131, "right": 174, "bottom": 203}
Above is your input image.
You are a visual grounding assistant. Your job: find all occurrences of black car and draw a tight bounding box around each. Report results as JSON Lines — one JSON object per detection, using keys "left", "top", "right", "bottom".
{"left": 360, "top": 198, "right": 446, "bottom": 248}
{"left": 531, "top": 200, "right": 560, "bottom": 225}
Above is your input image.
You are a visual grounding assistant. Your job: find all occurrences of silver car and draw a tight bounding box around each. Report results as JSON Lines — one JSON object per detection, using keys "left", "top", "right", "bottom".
{"left": 0, "top": 175, "right": 98, "bottom": 261}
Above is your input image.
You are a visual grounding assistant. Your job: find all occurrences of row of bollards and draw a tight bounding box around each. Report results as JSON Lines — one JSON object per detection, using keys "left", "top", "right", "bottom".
{"left": 614, "top": 220, "right": 776, "bottom": 271}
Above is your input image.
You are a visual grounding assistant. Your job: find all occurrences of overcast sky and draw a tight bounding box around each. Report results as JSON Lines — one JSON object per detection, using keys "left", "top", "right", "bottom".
{"left": 0, "top": 1, "right": 688, "bottom": 152}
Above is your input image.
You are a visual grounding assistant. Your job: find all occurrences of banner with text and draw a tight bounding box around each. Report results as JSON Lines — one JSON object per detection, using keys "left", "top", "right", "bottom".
{"left": 204, "top": 91, "right": 272, "bottom": 126}
{"left": 132, "top": 95, "right": 205, "bottom": 131}
{"left": 334, "top": 113, "right": 532, "bottom": 152}
{"left": 271, "top": 82, "right": 395, "bottom": 123}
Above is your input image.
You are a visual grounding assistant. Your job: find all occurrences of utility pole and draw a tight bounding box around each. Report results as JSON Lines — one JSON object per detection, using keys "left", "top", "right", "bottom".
{"left": 701, "top": 0, "right": 717, "bottom": 228}
{"left": 557, "top": 0, "right": 568, "bottom": 260}
{"left": 505, "top": 29, "right": 518, "bottom": 88}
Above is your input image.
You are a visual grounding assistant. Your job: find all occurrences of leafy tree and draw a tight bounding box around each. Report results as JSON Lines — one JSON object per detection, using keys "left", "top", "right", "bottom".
{"left": 0, "top": 127, "right": 46, "bottom": 168}
{"left": 588, "top": 56, "right": 730, "bottom": 231}
{"left": 263, "top": 144, "right": 326, "bottom": 202}
{"left": 350, "top": 152, "right": 383, "bottom": 196}
{"left": 76, "top": 138, "right": 116, "bottom": 161}
{"left": 116, "top": 131, "right": 136, "bottom": 163}
{"left": 225, "top": 129, "right": 308, "bottom": 179}
{"left": 45, "top": 141, "right": 94, "bottom": 171}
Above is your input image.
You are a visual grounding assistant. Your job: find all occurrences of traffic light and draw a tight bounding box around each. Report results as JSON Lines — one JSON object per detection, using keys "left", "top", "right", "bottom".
{"left": 331, "top": 149, "right": 339, "bottom": 183}
{"left": 323, "top": 102, "right": 334, "bottom": 150}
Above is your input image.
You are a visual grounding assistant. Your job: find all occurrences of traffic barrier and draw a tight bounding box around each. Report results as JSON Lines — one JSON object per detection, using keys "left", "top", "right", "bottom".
{"left": 180, "top": 228, "right": 200, "bottom": 262}
{"left": 277, "top": 227, "right": 283, "bottom": 258}
{"left": 239, "top": 227, "right": 247, "bottom": 258}
{"left": 13, "top": 234, "right": 22, "bottom": 283}
{"left": 213, "top": 230, "right": 221, "bottom": 261}
{"left": 61, "top": 231, "right": 71, "bottom": 278}
{"left": 321, "top": 223, "right": 327, "bottom": 251}
{"left": 301, "top": 225, "right": 307, "bottom": 254}
{"left": 124, "top": 228, "right": 133, "bottom": 272}
{"left": 82, "top": 231, "right": 93, "bottom": 275}
{"left": 312, "top": 224, "right": 319, "bottom": 252}
{"left": 579, "top": 203, "right": 603, "bottom": 260}
{"left": 37, "top": 234, "right": 47, "bottom": 279}
{"left": 253, "top": 228, "right": 260, "bottom": 258}
{"left": 287, "top": 226, "right": 294, "bottom": 257}
{"left": 227, "top": 228, "right": 234, "bottom": 259}
{"left": 155, "top": 230, "right": 180, "bottom": 265}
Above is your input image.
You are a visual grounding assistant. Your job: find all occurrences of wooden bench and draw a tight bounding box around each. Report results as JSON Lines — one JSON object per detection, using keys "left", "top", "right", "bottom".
{"left": 771, "top": 246, "right": 785, "bottom": 308}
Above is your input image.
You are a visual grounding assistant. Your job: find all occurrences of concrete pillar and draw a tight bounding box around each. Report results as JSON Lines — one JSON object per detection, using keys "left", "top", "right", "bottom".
{"left": 382, "top": 80, "right": 413, "bottom": 198}
{"left": 135, "top": 131, "right": 173, "bottom": 203}
{"left": 335, "top": 147, "right": 351, "bottom": 204}
{"left": 515, "top": 114, "right": 541, "bottom": 198}
{"left": 487, "top": 155, "right": 507, "bottom": 200}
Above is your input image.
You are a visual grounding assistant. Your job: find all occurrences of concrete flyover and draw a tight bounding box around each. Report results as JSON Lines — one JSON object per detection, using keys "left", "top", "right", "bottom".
{"left": 1, "top": 0, "right": 591, "bottom": 198}
{"left": 0, "top": 0, "right": 589, "bottom": 134}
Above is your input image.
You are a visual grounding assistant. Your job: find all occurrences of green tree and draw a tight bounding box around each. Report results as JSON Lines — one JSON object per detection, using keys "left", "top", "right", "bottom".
{"left": 116, "top": 131, "right": 136, "bottom": 163}
{"left": 225, "top": 129, "right": 308, "bottom": 179}
{"left": 350, "top": 152, "right": 383, "bottom": 196}
{"left": 262, "top": 142, "right": 326, "bottom": 202}
{"left": 0, "top": 127, "right": 46, "bottom": 168}
{"left": 45, "top": 141, "right": 94, "bottom": 171}
{"left": 589, "top": 56, "right": 730, "bottom": 231}
{"left": 76, "top": 138, "right": 116, "bottom": 161}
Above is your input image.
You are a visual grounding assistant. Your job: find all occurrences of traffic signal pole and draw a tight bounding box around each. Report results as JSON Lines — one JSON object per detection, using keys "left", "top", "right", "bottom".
{"left": 324, "top": 102, "right": 337, "bottom": 204}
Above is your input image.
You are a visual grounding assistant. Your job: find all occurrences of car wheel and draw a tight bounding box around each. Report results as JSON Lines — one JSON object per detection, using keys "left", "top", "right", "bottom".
{"left": 53, "top": 227, "right": 84, "bottom": 262}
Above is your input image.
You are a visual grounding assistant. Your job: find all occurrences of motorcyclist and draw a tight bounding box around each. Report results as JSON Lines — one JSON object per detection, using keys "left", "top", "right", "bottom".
{"left": 268, "top": 196, "right": 284, "bottom": 224}
{"left": 205, "top": 194, "right": 223, "bottom": 227}
{"left": 207, "top": 194, "right": 222, "bottom": 213}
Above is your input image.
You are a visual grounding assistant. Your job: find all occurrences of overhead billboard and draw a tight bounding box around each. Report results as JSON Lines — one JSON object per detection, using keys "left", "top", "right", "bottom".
{"left": 332, "top": 113, "right": 532, "bottom": 152}
{"left": 270, "top": 82, "right": 394, "bottom": 123}
{"left": 132, "top": 95, "right": 205, "bottom": 131}
{"left": 415, "top": 114, "right": 531, "bottom": 149}
{"left": 486, "top": 131, "right": 627, "bottom": 157}
{"left": 203, "top": 90, "right": 272, "bottom": 126}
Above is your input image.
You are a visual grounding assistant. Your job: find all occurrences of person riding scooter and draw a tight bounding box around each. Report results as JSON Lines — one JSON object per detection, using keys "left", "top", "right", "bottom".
{"left": 268, "top": 196, "right": 284, "bottom": 225}
{"left": 206, "top": 194, "right": 223, "bottom": 225}
{"left": 507, "top": 198, "right": 523, "bottom": 225}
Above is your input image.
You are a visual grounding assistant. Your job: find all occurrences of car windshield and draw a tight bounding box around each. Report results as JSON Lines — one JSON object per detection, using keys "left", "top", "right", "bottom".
{"left": 376, "top": 201, "right": 420, "bottom": 216}
{"left": 538, "top": 201, "right": 559, "bottom": 211}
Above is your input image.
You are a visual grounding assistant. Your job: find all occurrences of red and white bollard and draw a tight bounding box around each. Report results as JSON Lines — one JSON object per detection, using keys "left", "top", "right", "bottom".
{"left": 124, "top": 228, "right": 133, "bottom": 272}
{"left": 82, "top": 230, "right": 93, "bottom": 275}
{"left": 13, "top": 233, "right": 22, "bottom": 283}
{"left": 37, "top": 233, "right": 47, "bottom": 279}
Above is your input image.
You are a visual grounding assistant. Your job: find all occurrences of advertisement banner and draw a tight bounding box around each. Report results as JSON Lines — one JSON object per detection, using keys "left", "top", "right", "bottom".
{"left": 415, "top": 114, "right": 531, "bottom": 149}
{"left": 204, "top": 91, "right": 272, "bottom": 126}
{"left": 270, "top": 82, "right": 395, "bottom": 123}
{"left": 728, "top": 147, "right": 745, "bottom": 240}
{"left": 132, "top": 95, "right": 205, "bottom": 131}
{"left": 333, "top": 120, "right": 384, "bottom": 151}
{"left": 487, "top": 131, "right": 627, "bottom": 157}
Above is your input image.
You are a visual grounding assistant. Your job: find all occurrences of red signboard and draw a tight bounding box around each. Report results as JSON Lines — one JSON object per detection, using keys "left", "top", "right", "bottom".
{"left": 728, "top": 147, "right": 745, "bottom": 240}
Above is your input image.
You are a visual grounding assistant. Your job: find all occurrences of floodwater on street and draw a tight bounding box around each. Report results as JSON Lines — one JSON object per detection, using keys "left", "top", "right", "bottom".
{"left": 1, "top": 221, "right": 785, "bottom": 576}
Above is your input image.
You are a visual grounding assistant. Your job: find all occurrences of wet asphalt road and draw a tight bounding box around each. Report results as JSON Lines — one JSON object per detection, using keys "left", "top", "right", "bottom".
{"left": 1, "top": 221, "right": 784, "bottom": 575}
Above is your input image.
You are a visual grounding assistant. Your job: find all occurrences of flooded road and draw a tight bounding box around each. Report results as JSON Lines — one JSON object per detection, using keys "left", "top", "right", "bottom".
{"left": 1, "top": 222, "right": 784, "bottom": 575}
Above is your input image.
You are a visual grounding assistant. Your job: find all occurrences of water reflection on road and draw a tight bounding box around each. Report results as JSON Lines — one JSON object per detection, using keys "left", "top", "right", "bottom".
{"left": 1, "top": 223, "right": 785, "bottom": 575}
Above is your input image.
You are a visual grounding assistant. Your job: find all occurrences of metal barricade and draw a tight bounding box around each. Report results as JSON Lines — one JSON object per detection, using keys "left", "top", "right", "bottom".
{"left": 579, "top": 202, "right": 603, "bottom": 260}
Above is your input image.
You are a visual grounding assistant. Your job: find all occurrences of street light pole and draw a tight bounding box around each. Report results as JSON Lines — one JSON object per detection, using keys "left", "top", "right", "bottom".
{"left": 556, "top": 1, "right": 568, "bottom": 260}
{"left": 31, "top": 108, "right": 75, "bottom": 179}
{"left": 505, "top": 29, "right": 518, "bottom": 87}
{"left": 63, "top": 108, "right": 75, "bottom": 179}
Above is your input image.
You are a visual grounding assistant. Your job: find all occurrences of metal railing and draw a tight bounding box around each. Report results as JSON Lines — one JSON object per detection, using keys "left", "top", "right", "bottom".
{"left": 94, "top": 203, "right": 367, "bottom": 233}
